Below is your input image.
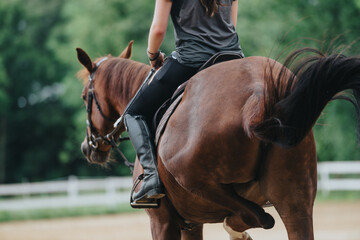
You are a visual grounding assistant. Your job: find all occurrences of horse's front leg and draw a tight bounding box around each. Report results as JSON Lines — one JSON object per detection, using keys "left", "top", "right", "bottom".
{"left": 147, "top": 198, "right": 182, "bottom": 240}
{"left": 147, "top": 199, "right": 204, "bottom": 240}
{"left": 181, "top": 225, "right": 203, "bottom": 240}
{"left": 133, "top": 159, "right": 182, "bottom": 240}
{"left": 260, "top": 134, "right": 317, "bottom": 240}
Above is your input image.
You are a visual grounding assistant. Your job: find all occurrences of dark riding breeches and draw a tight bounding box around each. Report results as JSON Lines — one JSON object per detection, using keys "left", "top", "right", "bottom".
{"left": 126, "top": 56, "right": 199, "bottom": 130}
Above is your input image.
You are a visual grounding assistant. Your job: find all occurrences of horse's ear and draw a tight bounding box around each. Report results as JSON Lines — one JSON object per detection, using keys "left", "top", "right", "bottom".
{"left": 119, "top": 40, "right": 134, "bottom": 59}
{"left": 76, "top": 48, "right": 94, "bottom": 73}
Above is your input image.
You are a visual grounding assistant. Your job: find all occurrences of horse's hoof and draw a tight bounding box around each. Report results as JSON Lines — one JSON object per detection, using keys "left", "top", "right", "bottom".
{"left": 261, "top": 212, "right": 275, "bottom": 229}
{"left": 229, "top": 232, "right": 253, "bottom": 240}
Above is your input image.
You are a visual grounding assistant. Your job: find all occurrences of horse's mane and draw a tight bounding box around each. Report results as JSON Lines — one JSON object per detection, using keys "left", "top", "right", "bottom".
{"left": 77, "top": 65, "right": 92, "bottom": 85}
{"left": 77, "top": 55, "right": 150, "bottom": 103}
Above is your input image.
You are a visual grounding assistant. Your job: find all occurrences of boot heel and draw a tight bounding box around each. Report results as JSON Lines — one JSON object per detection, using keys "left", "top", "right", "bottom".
{"left": 149, "top": 193, "right": 166, "bottom": 199}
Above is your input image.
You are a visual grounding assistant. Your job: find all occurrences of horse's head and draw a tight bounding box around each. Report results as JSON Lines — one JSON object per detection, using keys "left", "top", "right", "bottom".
{"left": 76, "top": 41, "right": 134, "bottom": 165}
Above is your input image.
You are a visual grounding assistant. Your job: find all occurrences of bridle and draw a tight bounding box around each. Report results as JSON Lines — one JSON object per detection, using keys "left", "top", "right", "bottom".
{"left": 85, "top": 57, "right": 134, "bottom": 171}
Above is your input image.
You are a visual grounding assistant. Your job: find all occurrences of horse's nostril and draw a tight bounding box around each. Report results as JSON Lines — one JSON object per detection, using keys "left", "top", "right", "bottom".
{"left": 81, "top": 140, "right": 109, "bottom": 164}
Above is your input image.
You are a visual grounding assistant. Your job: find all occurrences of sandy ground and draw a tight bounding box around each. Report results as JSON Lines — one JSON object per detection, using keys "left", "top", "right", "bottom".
{"left": 0, "top": 201, "right": 359, "bottom": 240}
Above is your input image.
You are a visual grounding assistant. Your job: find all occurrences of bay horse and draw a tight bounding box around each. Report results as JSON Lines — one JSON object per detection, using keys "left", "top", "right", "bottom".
{"left": 77, "top": 41, "right": 360, "bottom": 240}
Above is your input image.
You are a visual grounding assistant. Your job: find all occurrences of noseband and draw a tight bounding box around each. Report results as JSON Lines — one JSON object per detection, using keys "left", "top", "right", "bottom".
{"left": 86, "top": 57, "right": 134, "bottom": 171}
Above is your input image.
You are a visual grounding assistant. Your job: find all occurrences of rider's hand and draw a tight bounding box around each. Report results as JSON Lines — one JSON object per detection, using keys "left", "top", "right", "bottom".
{"left": 150, "top": 52, "right": 165, "bottom": 69}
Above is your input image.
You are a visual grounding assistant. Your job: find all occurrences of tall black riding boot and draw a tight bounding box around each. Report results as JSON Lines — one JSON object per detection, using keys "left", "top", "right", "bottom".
{"left": 124, "top": 114, "right": 165, "bottom": 205}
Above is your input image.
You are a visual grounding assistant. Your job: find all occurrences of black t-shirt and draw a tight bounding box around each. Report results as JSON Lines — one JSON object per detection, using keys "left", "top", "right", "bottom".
{"left": 170, "top": 0, "right": 243, "bottom": 67}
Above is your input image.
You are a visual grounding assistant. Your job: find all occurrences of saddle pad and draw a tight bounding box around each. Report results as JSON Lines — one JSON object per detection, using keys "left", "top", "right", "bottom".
{"left": 155, "top": 93, "right": 184, "bottom": 146}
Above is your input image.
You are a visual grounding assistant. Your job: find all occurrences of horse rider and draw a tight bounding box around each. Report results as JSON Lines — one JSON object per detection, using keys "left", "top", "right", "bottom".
{"left": 123, "top": 0, "right": 245, "bottom": 207}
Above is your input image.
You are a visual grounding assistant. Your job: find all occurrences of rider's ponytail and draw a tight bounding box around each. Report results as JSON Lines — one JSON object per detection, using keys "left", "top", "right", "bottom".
{"left": 200, "top": 0, "right": 235, "bottom": 16}
{"left": 200, "top": 0, "right": 220, "bottom": 16}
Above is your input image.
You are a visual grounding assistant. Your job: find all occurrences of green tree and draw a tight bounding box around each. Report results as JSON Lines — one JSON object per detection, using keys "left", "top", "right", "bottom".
{"left": 0, "top": 56, "right": 9, "bottom": 182}
{"left": 0, "top": 0, "right": 77, "bottom": 183}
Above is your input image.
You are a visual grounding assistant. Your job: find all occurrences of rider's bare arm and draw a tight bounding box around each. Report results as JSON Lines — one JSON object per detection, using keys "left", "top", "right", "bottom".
{"left": 232, "top": 0, "right": 238, "bottom": 28}
{"left": 147, "top": 0, "right": 172, "bottom": 68}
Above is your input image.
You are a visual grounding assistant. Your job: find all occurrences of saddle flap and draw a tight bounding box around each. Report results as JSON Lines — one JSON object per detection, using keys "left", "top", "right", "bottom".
{"left": 154, "top": 93, "right": 184, "bottom": 146}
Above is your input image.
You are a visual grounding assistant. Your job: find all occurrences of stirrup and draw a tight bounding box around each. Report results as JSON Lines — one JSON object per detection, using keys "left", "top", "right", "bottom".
{"left": 130, "top": 174, "right": 161, "bottom": 209}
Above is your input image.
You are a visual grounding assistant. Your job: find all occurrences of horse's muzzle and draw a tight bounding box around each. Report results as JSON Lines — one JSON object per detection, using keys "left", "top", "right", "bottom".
{"left": 81, "top": 139, "right": 90, "bottom": 159}
{"left": 81, "top": 139, "right": 110, "bottom": 165}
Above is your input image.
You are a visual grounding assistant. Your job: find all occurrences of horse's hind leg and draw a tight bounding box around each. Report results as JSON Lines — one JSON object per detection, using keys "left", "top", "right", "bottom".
{"left": 260, "top": 134, "right": 317, "bottom": 240}
{"left": 223, "top": 217, "right": 253, "bottom": 240}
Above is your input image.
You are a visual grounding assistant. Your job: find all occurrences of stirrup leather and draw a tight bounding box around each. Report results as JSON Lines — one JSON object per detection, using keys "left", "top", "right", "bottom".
{"left": 130, "top": 174, "right": 161, "bottom": 208}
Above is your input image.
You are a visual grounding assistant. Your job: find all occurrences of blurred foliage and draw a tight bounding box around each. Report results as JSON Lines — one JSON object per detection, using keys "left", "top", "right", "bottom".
{"left": 0, "top": 0, "right": 360, "bottom": 183}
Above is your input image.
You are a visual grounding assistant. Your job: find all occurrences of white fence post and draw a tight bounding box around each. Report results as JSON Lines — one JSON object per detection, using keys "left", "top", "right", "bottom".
{"left": 318, "top": 164, "right": 330, "bottom": 196}
{"left": 106, "top": 177, "right": 116, "bottom": 209}
{"left": 68, "top": 175, "right": 79, "bottom": 200}
{"left": 20, "top": 180, "right": 30, "bottom": 198}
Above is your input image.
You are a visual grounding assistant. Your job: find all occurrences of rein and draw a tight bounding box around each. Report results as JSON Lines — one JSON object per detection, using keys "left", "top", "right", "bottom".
{"left": 86, "top": 57, "right": 134, "bottom": 171}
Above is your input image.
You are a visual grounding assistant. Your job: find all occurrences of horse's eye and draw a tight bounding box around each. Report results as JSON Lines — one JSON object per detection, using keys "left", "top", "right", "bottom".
{"left": 82, "top": 94, "right": 86, "bottom": 101}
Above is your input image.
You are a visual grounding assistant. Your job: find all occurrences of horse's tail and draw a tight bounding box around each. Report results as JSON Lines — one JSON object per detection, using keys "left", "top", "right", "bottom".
{"left": 252, "top": 48, "right": 360, "bottom": 147}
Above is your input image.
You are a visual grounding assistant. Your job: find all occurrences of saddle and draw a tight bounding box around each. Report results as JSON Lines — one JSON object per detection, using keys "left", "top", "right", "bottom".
{"left": 153, "top": 51, "right": 244, "bottom": 145}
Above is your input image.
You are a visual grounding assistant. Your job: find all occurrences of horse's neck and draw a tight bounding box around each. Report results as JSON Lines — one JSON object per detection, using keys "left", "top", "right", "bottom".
{"left": 107, "top": 59, "right": 150, "bottom": 114}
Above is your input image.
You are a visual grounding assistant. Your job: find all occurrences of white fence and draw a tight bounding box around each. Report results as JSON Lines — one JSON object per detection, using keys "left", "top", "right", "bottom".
{"left": 0, "top": 176, "right": 133, "bottom": 211}
{"left": 0, "top": 161, "right": 359, "bottom": 211}
{"left": 317, "top": 161, "right": 360, "bottom": 194}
